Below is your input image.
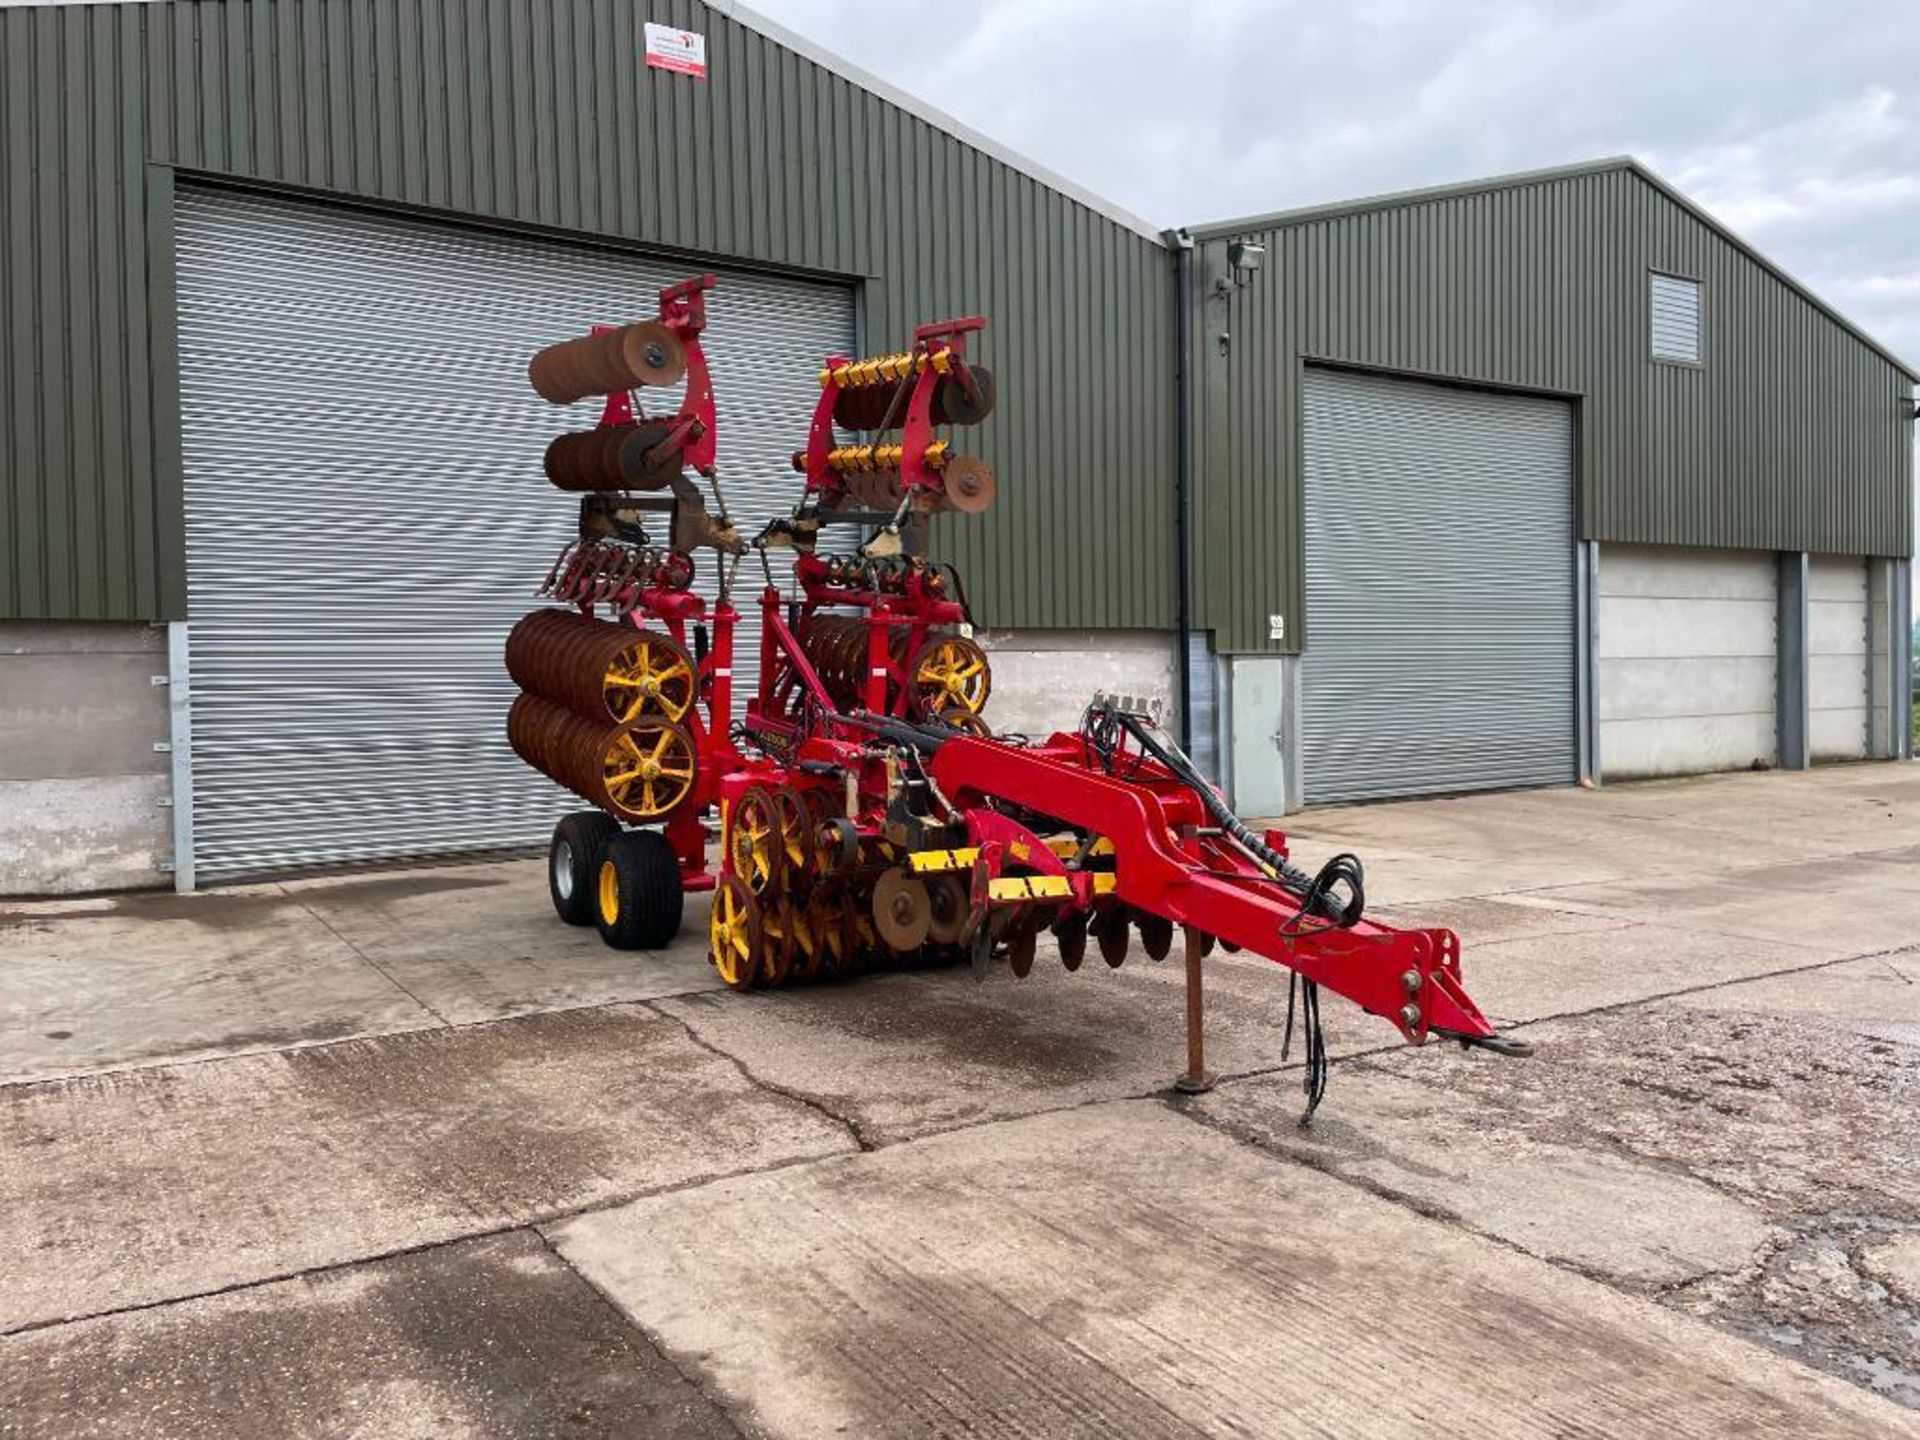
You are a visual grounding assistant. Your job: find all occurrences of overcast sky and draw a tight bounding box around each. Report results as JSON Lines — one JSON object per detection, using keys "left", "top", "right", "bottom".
{"left": 751, "top": 0, "right": 1920, "bottom": 374}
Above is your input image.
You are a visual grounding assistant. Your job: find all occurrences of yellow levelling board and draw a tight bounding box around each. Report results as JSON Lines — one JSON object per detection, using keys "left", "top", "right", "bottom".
{"left": 987, "top": 874, "right": 1117, "bottom": 902}
{"left": 907, "top": 836, "right": 1114, "bottom": 874}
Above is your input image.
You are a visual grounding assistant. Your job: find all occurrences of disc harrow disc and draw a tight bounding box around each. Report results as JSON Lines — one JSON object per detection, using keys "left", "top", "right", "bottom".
{"left": 1007, "top": 927, "right": 1037, "bottom": 979}
{"left": 925, "top": 874, "right": 968, "bottom": 946}
{"left": 873, "top": 866, "right": 932, "bottom": 952}
{"left": 940, "top": 457, "right": 996, "bottom": 514}
{"left": 529, "top": 320, "right": 687, "bottom": 404}
{"left": 1137, "top": 911, "right": 1174, "bottom": 962}
{"left": 1054, "top": 913, "right": 1088, "bottom": 972}
{"left": 1096, "top": 908, "right": 1129, "bottom": 968}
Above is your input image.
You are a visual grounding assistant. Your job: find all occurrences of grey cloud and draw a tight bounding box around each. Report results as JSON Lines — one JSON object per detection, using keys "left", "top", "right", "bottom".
{"left": 753, "top": 0, "right": 1920, "bottom": 366}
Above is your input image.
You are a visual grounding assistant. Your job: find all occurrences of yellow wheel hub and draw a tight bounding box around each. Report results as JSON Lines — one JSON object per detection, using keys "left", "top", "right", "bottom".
{"left": 603, "top": 635, "right": 696, "bottom": 722}
{"left": 602, "top": 720, "right": 696, "bottom": 820}
{"left": 910, "top": 634, "right": 991, "bottom": 718}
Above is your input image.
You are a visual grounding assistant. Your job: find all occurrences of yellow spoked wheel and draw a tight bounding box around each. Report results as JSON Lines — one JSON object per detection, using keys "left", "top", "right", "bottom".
{"left": 603, "top": 632, "right": 696, "bottom": 722}
{"left": 709, "top": 874, "right": 761, "bottom": 990}
{"left": 728, "top": 786, "right": 785, "bottom": 895}
{"left": 760, "top": 901, "right": 795, "bottom": 986}
{"left": 602, "top": 720, "right": 697, "bottom": 819}
{"left": 787, "top": 903, "right": 823, "bottom": 983}
{"left": 771, "top": 787, "right": 815, "bottom": 882}
{"left": 809, "top": 891, "right": 851, "bottom": 977}
{"left": 908, "top": 634, "right": 991, "bottom": 719}
{"left": 841, "top": 893, "right": 879, "bottom": 973}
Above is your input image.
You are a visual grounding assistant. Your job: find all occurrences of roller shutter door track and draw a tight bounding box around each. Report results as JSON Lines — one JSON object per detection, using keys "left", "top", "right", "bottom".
{"left": 175, "top": 186, "right": 853, "bottom": 880}
{"left": 1300, "top": 368, "right": 1576, "bottom": 804}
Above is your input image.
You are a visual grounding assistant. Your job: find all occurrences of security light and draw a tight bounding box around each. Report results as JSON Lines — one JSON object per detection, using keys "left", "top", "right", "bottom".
{"left": 1228, "top": 239, "right": 1266, "bottom": 283}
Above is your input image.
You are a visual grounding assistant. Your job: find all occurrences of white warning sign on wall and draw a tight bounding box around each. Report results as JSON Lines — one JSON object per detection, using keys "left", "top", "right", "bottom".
{"left": 644, "top": 22, "right": 707, "bottom": 78}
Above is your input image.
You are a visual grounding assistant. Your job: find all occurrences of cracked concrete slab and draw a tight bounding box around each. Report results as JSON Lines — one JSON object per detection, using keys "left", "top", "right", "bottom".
{"left": 0, "top": 886, "right": 438, "bottom": 1085}
{"left": 0, "top": 1004, "right": 856, "bottom": 1332}
{"left": 280, "top": 860, "right": 725, "bottom": 1024}
{"left": 0, "top": 1231, "right": 741, "bottom": 1440}
{"left": 652, "top": 944, "right": 1428, "bottom": 1147}
{"left": 548, "top": 1101, "right": 1916, "bottom": 1439}
{"left": 1517, "top": 849, "right": 1920, "bottom": 959}
{"left": 1195, "top": 988, "right": 1920, "bottom": 1410}
{"left": 1661, "top": 951, "right": 1920, "bottom": 1047}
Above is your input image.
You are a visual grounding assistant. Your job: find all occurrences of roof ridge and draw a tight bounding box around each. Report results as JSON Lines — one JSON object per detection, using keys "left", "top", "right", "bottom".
{"left": 1182, "top": 157, "right": 1916, "bottom": 381}
{"left": 706, "top": 0, "right": 1168, "bottom": 246}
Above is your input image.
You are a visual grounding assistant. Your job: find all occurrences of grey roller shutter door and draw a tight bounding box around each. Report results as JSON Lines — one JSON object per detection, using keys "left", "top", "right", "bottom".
{"left": 174, "top": 186, "right": 852, "bottom": 880}
{"left": 1300, "top": 368, "right": 1576, "bottom": 804}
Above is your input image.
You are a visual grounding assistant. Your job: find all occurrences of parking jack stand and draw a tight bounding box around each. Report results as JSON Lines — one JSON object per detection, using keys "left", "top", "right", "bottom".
{"left": 1175, "top": 924, "right": 1215, "bottom": 1094}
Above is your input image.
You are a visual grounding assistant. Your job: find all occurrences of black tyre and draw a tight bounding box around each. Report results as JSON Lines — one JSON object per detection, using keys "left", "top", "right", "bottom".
{"left": 594, "top": 830, "right": 685, "bottom": 950}
{"left": 550, "top": 812, "right": 621, "bottom": 926}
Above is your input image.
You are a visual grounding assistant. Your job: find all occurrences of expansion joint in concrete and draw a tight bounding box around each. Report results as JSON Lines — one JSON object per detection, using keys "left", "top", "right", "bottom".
{"left": 528, "top": 1228, "right": 759, "bottom": 1440}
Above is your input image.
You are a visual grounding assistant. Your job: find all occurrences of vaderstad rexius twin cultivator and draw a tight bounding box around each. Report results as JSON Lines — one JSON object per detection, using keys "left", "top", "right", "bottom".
{"left": 505, "top": 277, "right": 1527, "bottom": 1112}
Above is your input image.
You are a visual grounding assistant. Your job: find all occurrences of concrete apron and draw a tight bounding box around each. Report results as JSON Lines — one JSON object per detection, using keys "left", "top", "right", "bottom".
{"left": 547, "top": 1102, "right": 1913, "bottom": 1439}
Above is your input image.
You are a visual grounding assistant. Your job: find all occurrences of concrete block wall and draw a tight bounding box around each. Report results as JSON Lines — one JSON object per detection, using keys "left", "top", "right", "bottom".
{"left": 1807, "top": 554, "right": 1871, "bottom": 761}
{"left": 974, "top": 629, "right": 1178, "bottom": 742}
{"left": 1, "top": 623, "right": 173, "bottom": 895}
{"left": 1596, "top": 546, "right": 1778, "bottom": 778}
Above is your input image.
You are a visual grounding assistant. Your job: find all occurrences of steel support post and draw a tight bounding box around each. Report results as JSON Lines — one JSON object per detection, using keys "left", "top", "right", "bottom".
{"left": 1175, "top": 924, "right": 1215, "bottom": 1094}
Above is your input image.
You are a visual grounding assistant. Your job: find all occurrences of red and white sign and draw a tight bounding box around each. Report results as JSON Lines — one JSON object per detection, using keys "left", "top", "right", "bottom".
{"left": 644, "top": 22, "right": 707, "bottom": 79}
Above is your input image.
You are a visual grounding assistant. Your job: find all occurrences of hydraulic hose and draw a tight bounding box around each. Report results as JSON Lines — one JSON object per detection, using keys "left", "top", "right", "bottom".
{"left": 1107, "top": 710, "right": 1365, "bottom": 927}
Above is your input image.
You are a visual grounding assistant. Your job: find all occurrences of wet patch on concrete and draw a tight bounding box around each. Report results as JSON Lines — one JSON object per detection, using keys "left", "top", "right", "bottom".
{"left": 0, "top": 1231, "right": 743, "bottom": 1440}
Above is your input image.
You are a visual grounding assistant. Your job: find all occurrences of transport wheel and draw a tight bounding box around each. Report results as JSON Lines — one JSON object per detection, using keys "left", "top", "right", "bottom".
{"left": 594, "top": 830, "right": 685, "bottom": 950}
{"left": 1054, "top": 912, "right": 1088, "bottom": 972}
{"left": 709, "top": 874, "right": 762, "bottom": 989}
{"left": 549, "top": 811, "right": 621, "bottom": 926}
{"left": 729, "top": 786, "right": 786, "bottom": 895}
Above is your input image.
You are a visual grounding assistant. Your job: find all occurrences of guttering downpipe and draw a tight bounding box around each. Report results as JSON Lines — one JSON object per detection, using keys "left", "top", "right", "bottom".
{"left": 1169, "top": 228, "right": 1196, "bottom": 750}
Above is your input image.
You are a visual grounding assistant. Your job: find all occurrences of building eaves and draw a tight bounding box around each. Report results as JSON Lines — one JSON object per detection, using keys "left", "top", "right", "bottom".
{"left": 709, "top": 1, "right": 1168, "bottom": 247}
{"left": 1182, "top": 156, "right": 1917, "bottom": 382}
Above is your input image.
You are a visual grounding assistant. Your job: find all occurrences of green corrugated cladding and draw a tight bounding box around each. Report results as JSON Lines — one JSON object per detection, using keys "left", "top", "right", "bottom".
{"left": 1192, "top": 165, "right": 1916, "bottom": 653}
{"left": 0, "top": 0, "right": 1176, "bottom": 627}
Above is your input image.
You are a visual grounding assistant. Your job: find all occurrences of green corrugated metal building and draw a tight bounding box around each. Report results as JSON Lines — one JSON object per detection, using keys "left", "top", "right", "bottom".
{"left": 1, "top": 1, "right": 1913, "bottom": 893}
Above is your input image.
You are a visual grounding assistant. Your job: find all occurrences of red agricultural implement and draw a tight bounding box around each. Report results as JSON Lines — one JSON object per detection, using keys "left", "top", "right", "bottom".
{"left": 506, "top": 278, "right": 1526, "bottom": 1113}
